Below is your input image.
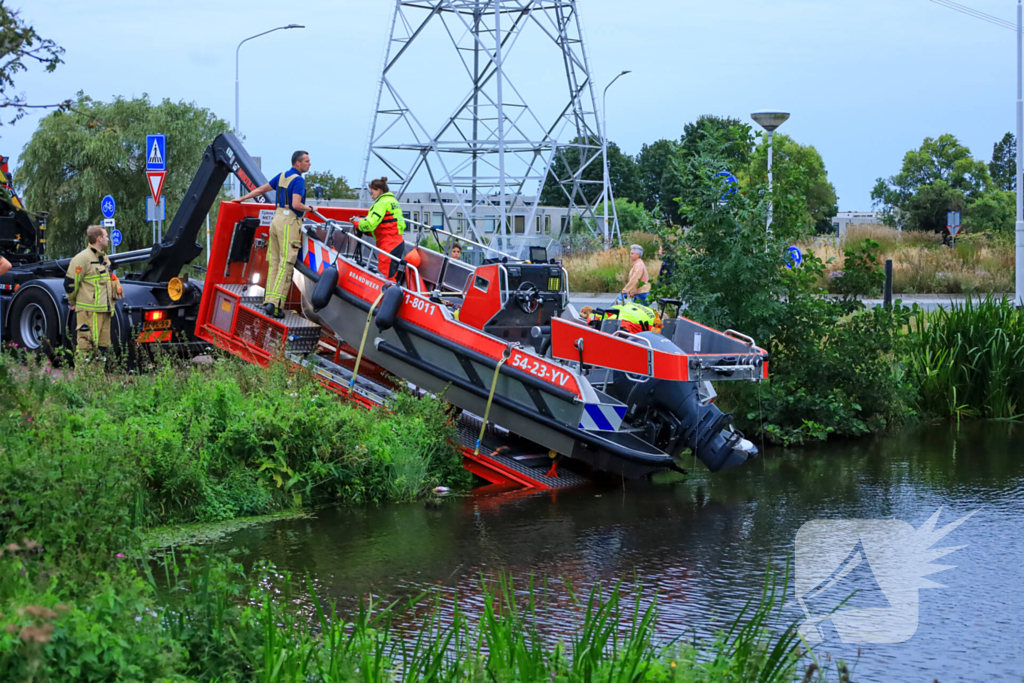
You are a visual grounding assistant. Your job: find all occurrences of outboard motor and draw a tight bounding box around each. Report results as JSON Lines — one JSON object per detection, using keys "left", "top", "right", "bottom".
{"left": 609, "top": 332, "right": 758, "bottom": 472}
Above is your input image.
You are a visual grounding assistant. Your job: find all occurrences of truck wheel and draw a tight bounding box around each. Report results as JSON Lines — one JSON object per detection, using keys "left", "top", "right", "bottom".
{"left": 8, "top": 288, "right": 63, "bottom": 358}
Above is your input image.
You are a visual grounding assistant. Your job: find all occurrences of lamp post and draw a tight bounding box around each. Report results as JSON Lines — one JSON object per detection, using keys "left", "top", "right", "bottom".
{"left": 751, "top": 111, "right": 790, "bottom": 245}
{"left": 1017, "top": 0, "right": 1023, "bottom": 307}
{"left": 602, "top": 70, "right": 631, "bottom": 245}
{"left": 235, "top": 24, "right": 304, "bottom": 197}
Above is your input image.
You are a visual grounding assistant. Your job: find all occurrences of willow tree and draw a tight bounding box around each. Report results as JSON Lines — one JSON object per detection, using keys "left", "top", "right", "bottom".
{"left": 17, "top": 92, "right": 231, "bottom": 257}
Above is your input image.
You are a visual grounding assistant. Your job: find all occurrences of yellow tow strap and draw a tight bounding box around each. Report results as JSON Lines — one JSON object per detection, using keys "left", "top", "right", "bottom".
{"left": 349, "top": 288, "right": 388, "bottom": 390}
{"left": 475, "top": 348, "right": 512, "bottom": 456}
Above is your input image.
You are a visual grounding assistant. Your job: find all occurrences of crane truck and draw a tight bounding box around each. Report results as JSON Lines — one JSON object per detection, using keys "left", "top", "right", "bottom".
{"left": 0, "top": 133, "right": 270, "bottom": 360}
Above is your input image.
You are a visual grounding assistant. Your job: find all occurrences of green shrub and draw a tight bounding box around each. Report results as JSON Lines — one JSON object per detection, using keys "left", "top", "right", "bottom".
{"left": 0, "top": 549, "right": 181, "bottom": 681}
{"left": 828, "top": 238, "right": 885, "bottom": 297}
{"left": 0, "top": 353, "right": 468, "bottom": 570}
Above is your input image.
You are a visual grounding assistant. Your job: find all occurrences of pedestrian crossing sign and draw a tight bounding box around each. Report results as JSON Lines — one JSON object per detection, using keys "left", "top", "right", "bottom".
{"left": 146, "top": 134, "right": 166, "bottom": 171}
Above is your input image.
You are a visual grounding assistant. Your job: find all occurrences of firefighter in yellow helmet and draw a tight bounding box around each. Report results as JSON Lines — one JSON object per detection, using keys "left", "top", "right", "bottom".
{"left": 64, "top": 225, "right": 123, "bottom": 358}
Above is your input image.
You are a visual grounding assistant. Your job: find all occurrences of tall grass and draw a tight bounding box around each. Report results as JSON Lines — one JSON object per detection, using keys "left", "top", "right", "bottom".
{"left": 805, "top": 225, "right": 1014, "bottom": 294}
{"left": 905, "top": 296, "right": 1024, "bottom": 419}
{"left": 156, "top": 557, "right": 825, "bottom": 683}
{"left": 2, "top": 544, "right": 848, "bottom": 682}
{"left": 562, "top": 231, "right": 662, "bottom": 293}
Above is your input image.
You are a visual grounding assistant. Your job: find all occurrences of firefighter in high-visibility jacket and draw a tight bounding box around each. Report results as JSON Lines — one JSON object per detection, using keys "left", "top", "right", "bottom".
{"left": 352, "top": 177, "right": 406, "bottom": 281}
{"left": 64, "top": 225, "right": 123, "bottom": 354}
{"left": 237, "top": 150, "right": 314, "bottom": 318}
{"left": 580, "top": 301, "right": 659, "bottom": 335}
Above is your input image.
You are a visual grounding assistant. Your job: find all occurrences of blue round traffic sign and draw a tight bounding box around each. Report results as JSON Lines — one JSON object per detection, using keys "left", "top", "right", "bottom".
{"left": 786, "top": 245, "right": 803, "bottom": 269}
{"left": 110, "top": 229, "right": 122, "bottom": 247}
{"left": 101, "top": 195, "right": 116, "bottom": 219}
{"left": 715, "top": 170, "right": 738, "bottom": 202}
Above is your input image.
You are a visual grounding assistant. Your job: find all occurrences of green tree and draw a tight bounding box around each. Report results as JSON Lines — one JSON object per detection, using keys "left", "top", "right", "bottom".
{"left": 591, "top": 197, "right": 655, "bottom": 235}
{"left": 989, "top": 132, "right": 1016, "bottom": 192}
{"left": 659, "top": 115, "right": 753, "bottom": 225}
{"left": 17, "top": 92, "right": 232, "bottom": 257}
{"left": 964, "top": 189, "right": 1015, "bottom": 234}
{"left": 540, "top": 137, "right": 641, "bottom": 207}
{"left": 871, "top": 134, "right": 991, "bottom": 231}
{"left": 746, "top": 133, "right": 837, "bottom": 237}
{"left": 0, "top": 2, "right": 68, "bottom": 127}
{"left": 305, "top": 170, "right": 357, "bottom": 200}
{"left": 635, "top": 139, "right": 678, "bottom": 212}
{"left": 657, "top": 137, "right": 912, "bottom": 445}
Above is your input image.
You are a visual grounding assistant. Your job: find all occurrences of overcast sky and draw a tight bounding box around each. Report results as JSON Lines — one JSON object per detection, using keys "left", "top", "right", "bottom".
{"left": 7, "top": 0, "right": 1021, "bottom": 211}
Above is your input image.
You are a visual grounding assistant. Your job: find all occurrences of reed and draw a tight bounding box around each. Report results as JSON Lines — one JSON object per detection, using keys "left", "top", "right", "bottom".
{"left": 203, "top": 562, "right": 831, "bottom": 683}
{"left": 905, "top": 296, "right": 1024, "bottom": 419}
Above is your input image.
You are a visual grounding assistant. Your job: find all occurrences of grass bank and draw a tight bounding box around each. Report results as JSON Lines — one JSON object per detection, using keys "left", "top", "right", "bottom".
{"left": 805, "top": 224, "right": 1014, "bottom": 295}
{"left": 1, "top": 545, "right": 851, "bottom": 683}
{"left": 0, "top": 352, "right": 469, "bottom": 575}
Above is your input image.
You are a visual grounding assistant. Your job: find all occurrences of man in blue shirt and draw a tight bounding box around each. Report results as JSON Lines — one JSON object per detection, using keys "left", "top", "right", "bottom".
{"left": 238, "top": 150, "right": 313, "bottom": 318}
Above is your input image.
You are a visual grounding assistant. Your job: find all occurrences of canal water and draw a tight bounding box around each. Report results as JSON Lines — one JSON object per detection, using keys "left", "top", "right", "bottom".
{"left": 216, "top": 422, "right": 1024, "bottom": 682}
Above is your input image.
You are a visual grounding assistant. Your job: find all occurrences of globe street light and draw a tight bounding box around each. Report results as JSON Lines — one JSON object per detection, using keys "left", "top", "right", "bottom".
{"left": 751, "top": 111, "right": 790, "bottom": 245}
{"left": 235, "top": 24, "right": 305, "bottom": 196}
{"left": 602, "top": 70, "right": 631, "bottom": 245}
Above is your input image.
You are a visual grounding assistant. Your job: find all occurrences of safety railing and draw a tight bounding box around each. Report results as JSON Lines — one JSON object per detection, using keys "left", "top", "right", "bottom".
{"left": 611, "top": 329, "right": 654, "bottom": 383}
{"left": 304, "top": 219, "right": 425, "bottom": 299}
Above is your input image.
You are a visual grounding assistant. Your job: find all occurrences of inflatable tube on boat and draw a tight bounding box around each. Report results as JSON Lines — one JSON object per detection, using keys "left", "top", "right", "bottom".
{"left": 312, "top": 265, "right": 339, "bottom": 312}
{"left": 375, "top": 284, "right": 403, "bottom": 331}
{"left": 611, "top": 332, "right": 758, "bottom": 472}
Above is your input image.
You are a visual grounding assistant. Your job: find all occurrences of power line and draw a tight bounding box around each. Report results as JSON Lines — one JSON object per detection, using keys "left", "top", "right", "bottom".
{"left": 927, "top": 0, "right": 1016, "bottom": 30}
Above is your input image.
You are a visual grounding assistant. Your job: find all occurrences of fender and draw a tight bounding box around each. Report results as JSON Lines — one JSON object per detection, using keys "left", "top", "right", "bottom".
{"left": 374, "top": 284, "right": 403, "bottom": 331}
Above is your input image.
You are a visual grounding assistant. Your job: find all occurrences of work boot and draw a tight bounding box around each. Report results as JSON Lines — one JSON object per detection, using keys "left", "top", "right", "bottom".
{"left": 271, "top": 305, "right": 285, "bottom": 320}
{"left": 263, "top": 302, "right": 277, "bottom": 317}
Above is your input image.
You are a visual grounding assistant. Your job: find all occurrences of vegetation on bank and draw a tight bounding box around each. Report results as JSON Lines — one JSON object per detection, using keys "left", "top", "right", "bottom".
{"left": 806, "top": 224, "right": 1015, "bottom": 295}
{"left": 0, "top": 353, "right": 469, "bottom": 575}
{"left": 652, "top": 131, "right": 1024, "bottom": 447}
{"left": 906, "top": 297, "right": 1024, "bottom": 421}
{"left": 0, "top": 544, "right": 851, "bottom": 683}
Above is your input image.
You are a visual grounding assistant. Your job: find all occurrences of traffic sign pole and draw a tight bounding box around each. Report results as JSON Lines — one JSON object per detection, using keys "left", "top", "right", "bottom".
{"left": 947, "top": 211, "right": 961, "bottom": 249}
{"left": 146, "top": 134, "right": 167, "bottom": 247}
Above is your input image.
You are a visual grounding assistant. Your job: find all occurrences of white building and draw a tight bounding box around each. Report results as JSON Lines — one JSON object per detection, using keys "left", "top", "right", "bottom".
{"left": 311, "top": 191, "right": 574, "bottom": 254}
{"left": 831, "top": 211, "right": 884, "bottom": 238}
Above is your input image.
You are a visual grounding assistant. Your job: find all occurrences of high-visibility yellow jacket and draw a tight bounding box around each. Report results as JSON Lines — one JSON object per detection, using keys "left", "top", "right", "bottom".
{"left": 358, "top": 192, "right": 406, "bottom": 238}
{"left": 64, "top": 245, "right": 122, "bottom": 312}
{"left": 609, "top": 302, "right": 656, "bottom": 327}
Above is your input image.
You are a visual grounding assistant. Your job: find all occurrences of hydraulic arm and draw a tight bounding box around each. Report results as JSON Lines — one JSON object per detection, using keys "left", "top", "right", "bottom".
{"left": 141, "top": 132, "right": 270, "bottom": 283}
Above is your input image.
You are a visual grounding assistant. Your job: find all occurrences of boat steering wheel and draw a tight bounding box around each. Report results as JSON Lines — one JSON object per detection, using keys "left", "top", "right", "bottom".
{"left": 514, "top": 281, "right": 541, "bottom": 314}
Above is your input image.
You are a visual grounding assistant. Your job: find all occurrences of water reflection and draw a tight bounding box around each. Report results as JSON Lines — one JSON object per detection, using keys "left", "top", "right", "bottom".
{"left": 218, "top": 422, "right": 1024, "bottom": 681}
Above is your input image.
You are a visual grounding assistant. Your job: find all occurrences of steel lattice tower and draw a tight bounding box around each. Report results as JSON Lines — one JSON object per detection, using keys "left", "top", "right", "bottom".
{"left": 359, "top": 0, "right": 618, "bottom": 254}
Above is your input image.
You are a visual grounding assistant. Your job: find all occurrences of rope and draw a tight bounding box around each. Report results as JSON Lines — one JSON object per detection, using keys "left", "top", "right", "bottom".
{"left": 475, "top": 347, "right": 512, "bottom": 456}
{"left": 349, "top": 288, "right": 388, "bottom": 390}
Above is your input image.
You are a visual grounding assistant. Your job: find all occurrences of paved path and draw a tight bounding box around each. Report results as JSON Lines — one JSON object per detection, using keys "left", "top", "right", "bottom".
{"left": 568, "top": 293, "right": 1016, "bottom": 313}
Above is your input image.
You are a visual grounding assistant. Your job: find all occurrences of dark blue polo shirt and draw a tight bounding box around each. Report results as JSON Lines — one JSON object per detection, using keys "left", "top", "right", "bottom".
{"left": 269, "top": 168, "right": 307, "bottom": 218}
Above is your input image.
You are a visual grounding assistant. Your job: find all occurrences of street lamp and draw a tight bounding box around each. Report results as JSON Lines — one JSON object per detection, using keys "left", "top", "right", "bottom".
{"left": 235, "top": 24, "right": 305, "bottom": 196}
{"left": 602, "top": 70, "right": 631, "bottom": 245}
{"left": 1017, "top": 0, "right": 1023, "bottom": 308}
{"left": 751, "top": 110, "right": 790, "bottom": 245}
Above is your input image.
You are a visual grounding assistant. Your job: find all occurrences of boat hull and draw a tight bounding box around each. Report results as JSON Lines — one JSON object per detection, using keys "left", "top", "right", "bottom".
{"left": 294, "top": 257, "right": 678, "bottom": 477}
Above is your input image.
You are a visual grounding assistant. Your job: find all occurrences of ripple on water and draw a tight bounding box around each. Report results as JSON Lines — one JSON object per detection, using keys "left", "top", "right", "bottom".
{"left": 215, "top": 422, "right": 1024, "bottom": 681}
